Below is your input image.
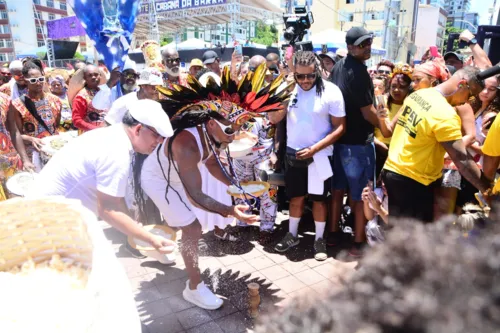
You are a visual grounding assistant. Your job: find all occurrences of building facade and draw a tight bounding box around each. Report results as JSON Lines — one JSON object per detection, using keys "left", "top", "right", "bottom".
{"left": 414, "top": 4, "right": 447, "bottom": 60}
{"left": 445, "top": 0, "right": 474, "bottom": 30}
{"left": 0, "top": 0, "right": 69, "bottom": 62}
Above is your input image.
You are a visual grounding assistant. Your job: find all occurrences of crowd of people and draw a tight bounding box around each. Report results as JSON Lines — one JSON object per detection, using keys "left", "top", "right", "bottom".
{"left": 1, "top": 25, "right": 500, "bottom": 313}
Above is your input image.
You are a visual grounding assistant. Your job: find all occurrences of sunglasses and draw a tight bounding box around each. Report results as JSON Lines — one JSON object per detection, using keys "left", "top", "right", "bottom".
{"left": 214, "top": 119, "right": 235, "bottom": 136}
{"left": 1, "top": 72, "right": 11, "bottom": 77}
{"left": 358, "top": 38, "right": 373, "bottom": 49}
{"left": 294, "top": 73, "right": 317, "bottom": 81}
{"left": 165, "top": 57, "right": 181, "bottom": 64}
{"left": 122, "top": 72, "right": 139, "bottom": 79}
{"left": 143, "top": 124, "right": 162, "bottom": 138}
{"left": 377, "top": 69, "right": 391, "bottom": 75}
{"left": 27, "top": 77, "right": 45, "bottom": 84}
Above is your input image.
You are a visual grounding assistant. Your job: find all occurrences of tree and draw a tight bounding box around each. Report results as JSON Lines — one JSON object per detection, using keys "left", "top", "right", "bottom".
{"left": 73, "top": 51, "right": 85, "bottom": 60}
{"left": 252, "top": 21, "right": 278, "bottom": 46}
{"left": 443, "top": 22, "right": 464, "bottom": 53}
{"left": 160, "top": 36, "right": 173, "bottom": 47}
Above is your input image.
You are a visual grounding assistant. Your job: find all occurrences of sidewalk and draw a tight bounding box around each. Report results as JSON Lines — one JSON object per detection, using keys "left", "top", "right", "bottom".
{"left": 102, "top": 214, "right": 358, "bottom": 333}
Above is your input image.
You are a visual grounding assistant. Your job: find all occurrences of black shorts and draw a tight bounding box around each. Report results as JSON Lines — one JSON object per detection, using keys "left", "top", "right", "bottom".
{"left": 285, "top": 163, "right": 330, "bottom": 201}
{"left": 382, "top": 169, "right": 440, "bottom": 223}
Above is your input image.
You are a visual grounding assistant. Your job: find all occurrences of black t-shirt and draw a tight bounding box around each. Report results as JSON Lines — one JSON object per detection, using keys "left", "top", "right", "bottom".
{"left": 330, "top": 55, "right": 374, "bottom": 144}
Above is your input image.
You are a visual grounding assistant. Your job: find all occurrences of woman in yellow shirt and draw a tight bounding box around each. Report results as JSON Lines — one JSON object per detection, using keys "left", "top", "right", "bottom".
{"left": 374, "top": 64, "right": 412, "bottom": 177}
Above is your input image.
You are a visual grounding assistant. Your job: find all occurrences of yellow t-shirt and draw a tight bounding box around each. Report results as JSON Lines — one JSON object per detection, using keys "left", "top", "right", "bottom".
{"left": 384, "top": 88, "right": 462, "bottom": 185}
{"left": 482, "top": 115, "right": 500, "bottom": 194}
{"left": 375, "top": 102, "right": 403, "bottom": 145}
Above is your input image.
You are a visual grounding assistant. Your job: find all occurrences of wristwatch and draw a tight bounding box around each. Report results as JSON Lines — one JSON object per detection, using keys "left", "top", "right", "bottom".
{"left": 468, "top": 38, "right": 477, "bottom": 46}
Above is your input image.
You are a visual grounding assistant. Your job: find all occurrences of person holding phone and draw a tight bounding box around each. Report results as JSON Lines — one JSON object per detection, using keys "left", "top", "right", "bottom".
{"left": 267, "top": 50, "right": 346, "bottom": 261}
{"left": 362, "top": 180, "right": 389, "bottom": 246}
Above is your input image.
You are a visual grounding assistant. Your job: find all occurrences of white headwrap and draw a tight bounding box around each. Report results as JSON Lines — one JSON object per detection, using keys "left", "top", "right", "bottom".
{"left": 122, "top": 56, "right": 136, "bottom": 72}
{"left": 9, "top": 60, "right": 22, "bottom": 71}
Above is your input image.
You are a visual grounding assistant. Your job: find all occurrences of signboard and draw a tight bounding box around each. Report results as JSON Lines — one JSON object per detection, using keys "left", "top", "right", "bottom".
{"left": 140, "top": 0, "right": 226, "bottom": 14}
{"left": 47, "top": 16, "right": 86, "bottom": 39}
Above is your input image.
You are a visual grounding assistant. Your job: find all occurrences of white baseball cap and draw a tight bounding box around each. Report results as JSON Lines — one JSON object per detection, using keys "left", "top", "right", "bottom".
{"left": 128, "top": 99, "right": 173, "bottom": 138}
{"left": 137, "top": 67, "right": 163, "bottom": 86}
{"left": 122, "top": 56, "right": 137, "bottom": 72}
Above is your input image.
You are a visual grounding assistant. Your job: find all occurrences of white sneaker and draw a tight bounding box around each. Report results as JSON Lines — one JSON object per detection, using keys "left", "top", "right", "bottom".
{"left": 182, "top": 280, "right": 223, "bottom": 310}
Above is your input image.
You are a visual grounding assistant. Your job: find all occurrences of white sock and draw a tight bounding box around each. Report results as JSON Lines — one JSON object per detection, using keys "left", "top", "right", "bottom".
{"left": 315, "top": 221, "right": 326, "bottom": 241}
{"left": 289, "top": 217, "right": 300, "bottom": 237}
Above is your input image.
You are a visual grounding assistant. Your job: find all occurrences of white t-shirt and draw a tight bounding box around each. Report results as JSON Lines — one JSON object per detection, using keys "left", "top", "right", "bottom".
{"left": 29, "top": 124, "right": 134, "bottom": 215}
{"left": 286, "top": 80, "right": 345, "bottom": 154}
{"left": 104, "top": 92, "right": 139, "bottom": 125}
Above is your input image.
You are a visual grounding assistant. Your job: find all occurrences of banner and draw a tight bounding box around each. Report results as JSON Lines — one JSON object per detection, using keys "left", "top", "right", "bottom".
{"left": 140, "top": 0, "right": 227, "bottom": 14}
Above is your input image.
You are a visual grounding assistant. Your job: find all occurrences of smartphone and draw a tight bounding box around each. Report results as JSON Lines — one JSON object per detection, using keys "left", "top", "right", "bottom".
{"left": 376, "top": 95, "right": 387, "bottom": 110}
{"left": 429, "top": 46, "right": 439, "bottom": 58}
{"left": 321, "top": 44, "right": 328, "bottom": 53}
{"left": 235, "top": 44, "right": 243, "bottom": 56}
{"left": 367, "top": 180, "right": 374, "bottom": 191}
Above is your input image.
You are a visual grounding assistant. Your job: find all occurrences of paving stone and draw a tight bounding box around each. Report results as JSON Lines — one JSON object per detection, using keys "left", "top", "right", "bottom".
{"left": 187, "top": 321, "right": 224, "bottom": 333}
{"left": 176, "top": 307, "right": 213, "bottom": 330}
{"left": 166, "top": 294, "right": 196, "bottom": 313}
{"left": 247, "top": 256, "right": 275, "bottom": 271}
{"left": 259, "top": 265, "right": 290, "bottom": 281}
{"left": 138, "top": 298, "right": 174, "bottom": 321}
{"left": 144, "top": 313, "right": 184, "bottom": 333}
{"left": 215, "top": 312, "right": 251, "bottom": 333}
{"left": 273, "top": 275, "right": 307, "bottom": 294}
{"left": 294, "top": 268, "right": 326, "bottom": 286}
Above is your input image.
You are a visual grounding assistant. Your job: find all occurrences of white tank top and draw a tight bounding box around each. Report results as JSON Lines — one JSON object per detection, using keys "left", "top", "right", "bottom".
{"left": 141, "top": 126, "right": 212, "bottom": 186}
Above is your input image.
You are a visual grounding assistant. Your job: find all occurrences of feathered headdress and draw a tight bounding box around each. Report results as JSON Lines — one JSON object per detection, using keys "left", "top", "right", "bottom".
{"left": 158, "top": 63, "right": 291, "bottom": 125}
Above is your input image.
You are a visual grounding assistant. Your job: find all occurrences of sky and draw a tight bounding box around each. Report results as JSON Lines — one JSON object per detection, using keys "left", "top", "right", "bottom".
{"left": 470, "top": 0, "right": 496, "bottom": 24}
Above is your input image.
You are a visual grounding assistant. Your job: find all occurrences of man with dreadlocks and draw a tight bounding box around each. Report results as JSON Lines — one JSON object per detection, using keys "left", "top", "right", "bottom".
{"left": 268, "top": 50, "right": 346, "bottom": 261}
{"left": 140, "top": 64, "right": 290, "bottom": 310}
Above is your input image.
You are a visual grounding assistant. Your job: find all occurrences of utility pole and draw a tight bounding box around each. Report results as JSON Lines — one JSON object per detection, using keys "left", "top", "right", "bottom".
{"left": 361, "top": 0, "right": 367, "bottom": 27}
{"left": 382, "top": 0, "right": 392, "bottom": 60}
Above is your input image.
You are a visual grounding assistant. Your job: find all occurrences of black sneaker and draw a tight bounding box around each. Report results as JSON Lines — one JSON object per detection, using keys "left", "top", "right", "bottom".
{"left": 125, "top": 242, "right": 147, "bottom": 259}
{"left": 274, "top": 232, "right": 299, "bottom": 253}
{"left": 326, "top": 232, "right": 342, "bottom": 247}
{"left": 314, "top": 238, "right": 327, "bottom": 261}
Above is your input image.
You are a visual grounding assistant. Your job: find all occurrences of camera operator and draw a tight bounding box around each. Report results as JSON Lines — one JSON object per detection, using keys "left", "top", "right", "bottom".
{"left": 268, "top": 50, "right": 345, "bottom": 261}
{"left": 328, "top": 27, "right": 386, "bottom": 257}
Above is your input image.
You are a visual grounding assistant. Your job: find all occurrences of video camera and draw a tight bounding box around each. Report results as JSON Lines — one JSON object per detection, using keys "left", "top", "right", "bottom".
{"left": 282, "top": 6, "right": 314, "bottom": 51}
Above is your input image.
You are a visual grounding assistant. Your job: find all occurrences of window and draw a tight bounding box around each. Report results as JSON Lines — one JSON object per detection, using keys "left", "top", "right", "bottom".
{"left": 348, "top": 13, "right": 354, "bottom": 22}
{"left": 0, "top": 53, "right": 10, "bottom": 62}
{"left": 36, "top": 25, "right": 43, "bottom": 34}
{"left": 0, "top": 25, "right": 9, "bottom": 33}
{"left": 80, "top": 45, "right": 87, "bottom": 52}
{"left": 0, "top": 39, "right": 12, "bottom": 48}
{"left": 0, "top": 11, "right": 7, "bottom": 19}
{"left": 48, "top": 13, "right": 55, "bottom": 20}
{"left": 346, "top": 0, "right": 354, "bottom": 3}
{"left": 46, "top": 0, "right": 54, "bottom": 7}
{"left": 60, "top": 2, "right": 67, "bottom": 10}
{"left": 33, "top": 0, "right": 41, "bottom": 4}
{"left": 34, "top": 11, "right": 42, "bottom": 20}
{"left": 37, "top": 39, "right": 44, "bottom": 47}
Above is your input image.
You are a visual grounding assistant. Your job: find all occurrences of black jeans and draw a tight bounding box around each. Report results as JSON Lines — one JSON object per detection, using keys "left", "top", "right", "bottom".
{"left": 382, "top": 170, "right": 440, "bottom": 223}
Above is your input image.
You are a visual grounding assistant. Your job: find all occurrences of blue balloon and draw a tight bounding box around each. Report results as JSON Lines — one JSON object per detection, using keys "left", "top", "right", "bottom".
{"left": 69, "top": 0, "right": 140, "bottom": 71}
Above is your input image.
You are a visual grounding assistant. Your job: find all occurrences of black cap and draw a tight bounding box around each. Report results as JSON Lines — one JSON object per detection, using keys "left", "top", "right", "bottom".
{"left": 202, "top": 50, "right": 219, "bottom": 64}
{"left": 444, "top": 51, "right": 463, "bottom": 63}
{"left": 318, "top": 51, "right": 337, "bottom": 63}
{"left": 346, "top": 27, "right": 373, "bottom": 46}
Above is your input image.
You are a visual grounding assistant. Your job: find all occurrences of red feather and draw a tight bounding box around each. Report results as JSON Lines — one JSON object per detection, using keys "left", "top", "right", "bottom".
{"left": 249, "top": 94, "right": 269, "bottom": 111}
{"left": 242, "top": 91, "right": 256, "bottom": 108}
{"left": 254, "top": 102, "right": 282, "bottom": 113}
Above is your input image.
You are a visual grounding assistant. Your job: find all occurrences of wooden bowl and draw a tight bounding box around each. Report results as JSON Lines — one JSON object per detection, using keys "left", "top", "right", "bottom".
{"left": 127, "top": 225, "right": 177, "bottom": 251}
{"left": 226, "top": 181, "right": 270, "bottom": 199}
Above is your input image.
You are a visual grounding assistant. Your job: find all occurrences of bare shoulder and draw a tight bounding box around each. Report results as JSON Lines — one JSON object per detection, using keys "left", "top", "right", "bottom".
{"left": 167, "top": 130, "right": 201, "bottom": 163}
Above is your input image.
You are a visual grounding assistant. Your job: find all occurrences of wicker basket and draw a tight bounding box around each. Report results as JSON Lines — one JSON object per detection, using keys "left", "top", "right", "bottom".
{"left": 0, "top": 197, "right": 93, "bottom": 272}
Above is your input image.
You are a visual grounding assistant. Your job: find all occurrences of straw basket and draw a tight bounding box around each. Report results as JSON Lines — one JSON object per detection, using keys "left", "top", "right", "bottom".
{"left": 226, "top": 181, "right": 270, "bottom": 200}
{"left": 0, "top": 197, "right": 93, "bottom": 273}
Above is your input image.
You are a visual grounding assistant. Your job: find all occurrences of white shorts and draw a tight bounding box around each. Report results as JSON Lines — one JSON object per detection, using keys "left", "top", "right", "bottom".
{"left": 141, "top": 154, "right": 197, "bottom": 228}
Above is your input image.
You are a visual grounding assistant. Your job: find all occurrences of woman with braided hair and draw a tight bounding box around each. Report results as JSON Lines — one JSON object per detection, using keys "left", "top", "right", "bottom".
{"left": 140, "top": 64, "right": 291, "bottom": 310}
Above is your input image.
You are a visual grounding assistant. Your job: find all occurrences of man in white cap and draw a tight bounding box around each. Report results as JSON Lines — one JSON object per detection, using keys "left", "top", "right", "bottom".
{"left": 110, "top": 56, "right": 138, "bottom": 103}
{"left": 29, "top": 99, "right": 176, "bottom": 254}
{"left": 0, "top": 60, "right": 27, "bottom": 99}
{"left": 105, "top": 67, "right": 163, "bottom": 125}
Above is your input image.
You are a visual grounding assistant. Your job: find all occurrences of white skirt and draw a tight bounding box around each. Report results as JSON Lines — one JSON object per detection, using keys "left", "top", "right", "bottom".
{"left": 193, "top": 163, "right": 234, "bottom": 231}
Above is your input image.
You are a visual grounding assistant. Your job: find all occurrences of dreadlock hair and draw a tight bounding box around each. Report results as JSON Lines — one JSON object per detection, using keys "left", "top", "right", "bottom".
{"left": 292, "top": 50, "right": 325, "bottom": 96}
{"left": 161, "top": 107, "right": 224, "bottom": 215}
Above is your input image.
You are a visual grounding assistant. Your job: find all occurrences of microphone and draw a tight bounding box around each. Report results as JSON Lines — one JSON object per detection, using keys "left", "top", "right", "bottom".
{"left": 476, "top": 65, "right": 500, "bottom": 82}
